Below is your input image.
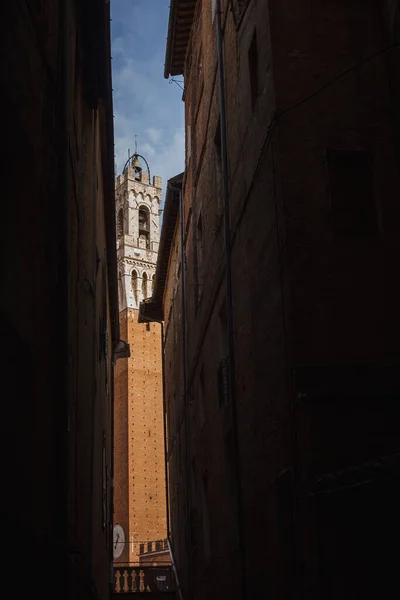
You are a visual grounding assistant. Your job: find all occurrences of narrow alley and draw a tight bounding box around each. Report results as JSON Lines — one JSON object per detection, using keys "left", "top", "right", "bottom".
{"left": 1, "top": 2, "right": 400, "bottom": 600}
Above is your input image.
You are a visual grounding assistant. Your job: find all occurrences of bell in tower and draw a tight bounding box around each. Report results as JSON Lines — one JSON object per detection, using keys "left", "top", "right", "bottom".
{"left": 131, "top": 153, "right": 142, "bottom": 180}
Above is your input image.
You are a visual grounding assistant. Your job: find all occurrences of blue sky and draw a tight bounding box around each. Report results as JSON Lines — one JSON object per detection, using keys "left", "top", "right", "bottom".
{"left": 111, "top": 0, "right": 185, "bottom": 204}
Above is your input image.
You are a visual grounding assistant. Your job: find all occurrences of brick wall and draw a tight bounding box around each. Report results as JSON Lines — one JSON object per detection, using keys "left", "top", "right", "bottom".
{"left": 163, "top": 1, "right": 400, "bottom": 599}
{"left": 1, "top": 2, "right": 117, "bottom": 600}
{"left": 114, "top": 308, "right": 168, "bottom": 564}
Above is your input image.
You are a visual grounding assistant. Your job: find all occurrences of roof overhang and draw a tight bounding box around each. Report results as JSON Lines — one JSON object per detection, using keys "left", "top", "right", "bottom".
{"left": 164, "top": 0, "right": 196, "bottom": 78}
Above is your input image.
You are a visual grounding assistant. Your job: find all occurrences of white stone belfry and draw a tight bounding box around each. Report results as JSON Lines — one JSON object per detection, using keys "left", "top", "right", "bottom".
{"left": 115, "top": 155, "right": 162, "bottom": 311}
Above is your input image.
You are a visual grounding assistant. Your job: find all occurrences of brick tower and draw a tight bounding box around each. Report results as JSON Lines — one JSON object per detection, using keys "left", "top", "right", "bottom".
{"left": 113, "top": 151, "right": 169, "bottom": 566}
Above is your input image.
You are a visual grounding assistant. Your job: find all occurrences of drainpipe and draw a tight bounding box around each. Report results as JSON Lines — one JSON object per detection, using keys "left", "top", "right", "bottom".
{"left": 215, "top": 1, "right": 246, "bottom": 599}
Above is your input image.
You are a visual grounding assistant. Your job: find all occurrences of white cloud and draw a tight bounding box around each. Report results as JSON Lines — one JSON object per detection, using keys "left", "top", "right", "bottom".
{"left": 150, "top": 129, "right": 185, "bottom": 196}
{"left": 147, "top": 127, "right": 163, "bottom": 144}
{"left": 112, "top": 36, "right": 125, "bottom": 57}
{"left": 111, "top": 0, "right": 184, "bottom": 204}
{"left": 114, "top": 124, "right": 184, "bottom": 207}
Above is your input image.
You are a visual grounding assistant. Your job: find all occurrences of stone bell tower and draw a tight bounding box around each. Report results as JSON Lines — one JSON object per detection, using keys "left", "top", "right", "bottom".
{"left": 113, "top": 151, "right": 169, "bottom": 567}
{"left": 115, "top": 152, "right": 161, "bottom": 310}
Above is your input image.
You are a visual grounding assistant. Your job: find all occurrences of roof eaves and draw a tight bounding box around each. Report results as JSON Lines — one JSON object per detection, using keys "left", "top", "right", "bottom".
{"left": 164, "top": 0, "right": 196, "bottom": 79}
{"left": 164, "top": 0, "right": 178, "bottom": 79}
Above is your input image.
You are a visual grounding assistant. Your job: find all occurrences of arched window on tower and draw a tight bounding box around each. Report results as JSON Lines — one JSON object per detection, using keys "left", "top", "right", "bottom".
{"left": 152, "top": 274, "right": 156, "bottom": 295}
{"left": 142, "top": 272, "right": 148, "bottom": 300}
{"left": 138, "top": 206, "right": 150, "bottom": 249}
{"left": 132, "top": 270, "right": 138, "bottom": 307}
{"left": 117, "top": 208, "right": 124, "bottom": 238}
{"left": 118, "top": 272, "right": 124, "bottom": 308}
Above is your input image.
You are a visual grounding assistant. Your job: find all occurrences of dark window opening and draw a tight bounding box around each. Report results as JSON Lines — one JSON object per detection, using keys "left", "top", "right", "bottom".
{"left": 248, "top": 30, "right": 259, "bottom": 111}
{"left": 118, "top": 273, "right": 123, "bottom": 304}
{"left": 139, "top": 543, "right": 144, "bottom": 555}
{"left": 139, "top": 208, "right": 149, "bottom": 230}
{"left": 117, "top": 208, "right": 124, "bottom": 238}
{"left": 327, "top": 150, "right": 376, "bottom": 238}
{"left": 132, "top": 270, "right": 138, "bottom": 305}
{"left": 139, "top": 206, "right": 150, "bottom": 249}
{"left": 146, "top": 322, "right": 150, "bottom": 331}
{"left": 142, "top": 272, "right": 148, "bottom": 299}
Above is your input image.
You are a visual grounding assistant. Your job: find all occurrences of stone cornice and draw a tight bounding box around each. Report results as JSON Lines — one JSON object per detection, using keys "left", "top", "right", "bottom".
{"left": 118, "top": 257, "right": 157, "bottom": 271}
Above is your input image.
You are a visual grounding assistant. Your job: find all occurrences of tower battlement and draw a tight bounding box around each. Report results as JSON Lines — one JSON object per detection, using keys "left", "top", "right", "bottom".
{"left": 115, "top": 167, "right": 162, "bottom": 190}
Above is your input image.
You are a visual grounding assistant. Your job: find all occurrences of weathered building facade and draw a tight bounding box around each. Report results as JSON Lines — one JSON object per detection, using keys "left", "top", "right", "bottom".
{"left": 1, "top": 2, "right": 125, "bottom": 599}
{"left": 141, "top": 1, "right": 400, "bottom": 599}
{"left": 113, "top": 155, "right": 169, "bottom": 567}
